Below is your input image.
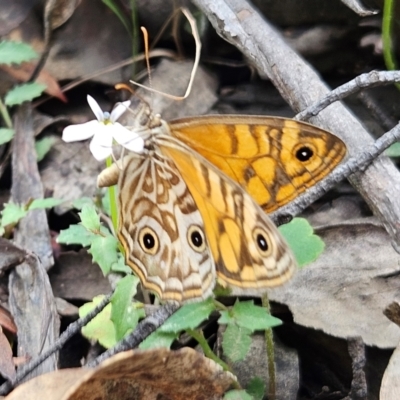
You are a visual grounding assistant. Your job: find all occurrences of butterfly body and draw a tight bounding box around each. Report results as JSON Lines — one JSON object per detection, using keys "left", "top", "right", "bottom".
{"left": 98, "top": 106, "right": 346, "bottom": 303}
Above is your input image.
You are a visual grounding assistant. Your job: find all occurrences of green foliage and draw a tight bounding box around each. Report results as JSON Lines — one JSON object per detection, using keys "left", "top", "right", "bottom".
{"left": 0, "top": 41, "right": 38, "bottom": 65}
{"left": 29, "top": 198, "right": 63, "bottom": 210}
{"left": 139, "top": 331, "right": 178, "bottom": 350}
{"left": 5, "top": 83, "right": 47, "bottom": 106}
{"left": 102, "top": 0, "right": 131, "bottom": 35}
{"left": 223, "top": 389, "right": 253, "bottom": 400}
{"left": 35, "top": 136, "right": 57, "bottom": 162}
{"left": 279, "top": 217, "right": 324, "bottom": 266}
{"left": 386, "top": 142, "right": 400, "bottom": 157}
{"left": 79, "top": 205, "right": 101, "bottom": 232}
{"left": 219, "top": 301, "right": 282, "bottom": 331}
{"left": 111, "top": 275, "right": 144, "bottom": 341}
{"left": 1, "top": 203, "right": 27, "bottom": 227}
{"left": 139, "top": 299, "right": 216, "bottom": 350}
{"left": 0, "top": 128, "right": 14, "bottom": 145}
{"left": 222, "top": 324, "right": 252, "bottom": 362}
{"left": 80, "top": 296, "right": 117, "bottom": 349}
{"left": 219, "top": 301, "right": 281, "bottom": 363}
{"left": 1, "top": 198, "right": 62, "bottom": 232}
{"left": 246, "top": 377, "right": 265, "bottom": 400}
{"left": 110, "top": 256, "right": 132, "bottom": 274}
{"left": 89, "top": 235, "right": 119, "bottom": 275}
{"left": 72, "top": 197, "right": 95, "bottom": 210}
{"left": 57, "top": 224, "right": 98, "bottom": 247}
{"left": 80, "top": 278, "right": 144, "bottom": 348}
{"left": 159, "top": 299, "right": 216, "bottom": 333}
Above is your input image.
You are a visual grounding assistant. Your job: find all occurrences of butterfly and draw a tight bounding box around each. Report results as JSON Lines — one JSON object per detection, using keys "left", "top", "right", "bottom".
{"left": 97, "top": 102, "right": 346, "bottom": 303}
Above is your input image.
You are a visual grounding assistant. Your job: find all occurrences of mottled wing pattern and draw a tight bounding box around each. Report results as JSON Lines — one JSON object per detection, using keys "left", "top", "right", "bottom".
{"left": 170, "top": 116, "right": 346, "bottom": 212}
{"left": 99, "top": 154, "right": 216, "bottom": 302}
{"left": 159, "top": 138, "right": 296, "bottom": 294}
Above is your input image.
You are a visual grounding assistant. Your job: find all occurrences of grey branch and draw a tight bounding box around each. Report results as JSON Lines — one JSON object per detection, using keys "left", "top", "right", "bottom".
{"left": 296, "top": 71, "right": 400, "bottom": 121}
{"left": 87, "top": 302, "right": 180, "bottom": 368}
{"left": 192, "top": 0, "right": 400, "bottom": 250}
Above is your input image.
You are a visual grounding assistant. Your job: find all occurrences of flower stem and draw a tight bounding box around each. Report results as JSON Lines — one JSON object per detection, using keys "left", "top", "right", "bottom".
{"left": 187, "top": 329, "right": 234, "bottom": 370}
{"left": 106, "top": 156, "right": 118, "bottom": 232}
{"left": 262, "top": 293, "right": 276, "bottom": 400}
{"left": 382, "top": 0, "right": 400, "bottom": 90}
{"left": 0, "top": 98, "right": 12, "bottom": 129}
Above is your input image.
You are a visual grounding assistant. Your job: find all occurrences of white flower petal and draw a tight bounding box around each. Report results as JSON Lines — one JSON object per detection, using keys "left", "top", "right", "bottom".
{"left": 89, "top": 130, "right": 113, "bottom": 161}
{"left": 123, "top": 136, "right": 145, "bottom": 153}
{"left": 87, "top": 95, "right": 104, "bottom": 121}
{"left": 110, "top": 100, "right": 131, "bottom": 122}
{"left": 112, "top": 123, "right": 144, "bottom": 153}
{"left": 62, "top": 120, "right": 98, "bottom": 142}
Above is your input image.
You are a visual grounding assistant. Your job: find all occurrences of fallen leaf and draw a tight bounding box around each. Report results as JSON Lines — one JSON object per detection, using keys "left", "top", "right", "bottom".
{"left": 269, "top": 219, "right": 400, "bottom": 347}
{"left": 0, "top": 326, "right": 15, "bottom": 382}
{"left": 5, "top": 348, "right": 236, "bottom": 399}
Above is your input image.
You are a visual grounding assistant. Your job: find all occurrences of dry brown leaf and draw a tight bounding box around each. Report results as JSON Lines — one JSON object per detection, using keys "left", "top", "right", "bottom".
{"left": 5, "top": 348, "right": 236, "bottom": 400}
{"left": 270, "top": 219, "right": 400, "bottom": 347}
{"left": 0, "top": 326, "right": 15, "bottom": 383}
{"left": 0, "top": 306, "right": 17, "bottom": 335}
{"left": 44, "top": 0, "right": 82, "bottom": 30}
{"left": 1, "top": 63, "right": 67, "bottom": 102}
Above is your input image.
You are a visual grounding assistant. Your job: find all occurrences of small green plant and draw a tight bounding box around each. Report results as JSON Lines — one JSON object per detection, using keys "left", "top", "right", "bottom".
{"left": 0, "top": 40, "right": 49, "bottom": 158}
{"left": 0, "top": 198, "right": 63, "bottom": 237}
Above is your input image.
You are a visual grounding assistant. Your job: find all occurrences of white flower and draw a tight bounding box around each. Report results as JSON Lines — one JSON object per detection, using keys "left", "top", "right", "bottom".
{"left": 62, "top": 95, "right": 144, "bottom": 161}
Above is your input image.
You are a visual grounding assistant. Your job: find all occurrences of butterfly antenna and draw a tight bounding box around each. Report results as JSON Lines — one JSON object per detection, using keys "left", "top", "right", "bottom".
{"left": 130, "top": 7, "right": 201, "bottom": 101}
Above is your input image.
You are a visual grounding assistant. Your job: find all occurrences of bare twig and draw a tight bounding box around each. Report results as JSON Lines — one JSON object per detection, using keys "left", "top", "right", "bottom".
{"left": 88, "top": 302, "right": 180, "bottom": 367}
{"left": 0, "top": 293, "right": 112, "bottom": 396}
{"left": 295, "top": 70, "right": 400, "bottom": 121}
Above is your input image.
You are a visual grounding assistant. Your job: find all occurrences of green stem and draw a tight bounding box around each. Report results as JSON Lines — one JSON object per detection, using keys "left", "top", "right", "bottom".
{"left": 382, "top": 0, "right": 400, "bottom": 90}
{"left": 0, "top": 98, "right": 12, "bottom": 129}
{"left": 186, "top": 328, "right": 240, "bottom": 389}
{"left": 262, "top": 293, "right": 276, "bottom": 400}
{"left": 106, "top": 156, "right": 118, "bottom": 232}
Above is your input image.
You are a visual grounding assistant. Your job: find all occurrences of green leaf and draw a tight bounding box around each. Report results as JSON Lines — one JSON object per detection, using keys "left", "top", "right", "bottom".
{"left": 111, "top": 275, "right": 143, "bottom": 341}
{"left": 159, "top": 298, "right": 216, "bottom": 333}
{"left": 79, "top": 205, "right": 101, "bottom": 232}
{"left": 57, "top": 224, "right": 97, "bottom": 247}
{"left": 279, "top": 218, "right": 324, "bottom": 267}
{"left": 246, "top": 377, "right": 265, "bottom": 400}
{"left": 89, "top": 235, "right": 119, "bottom": 275}
{"left": 386, "top": 142, "right": 400, "bottom": 157}
{"left": 110, "top": 256, "right": 132, "bottom": 274}
{"left": 139, "top": 331, "right": 178, "bottom": 350}
{"left": 1, "top": 203, "right": 27, "bottom": 227}
{"left": 221, "top": 301, "right": 281, "bottom": 332}
{"left": 5, "top": 83, "right": 47, "bottom": 106}
{"left": 73, "top": 197, "right": 94, "bottom": 210}
{"left": 222, "top": 324, "right": 252, "bottom": 362}
{"left": 223, "top": 390, "right": 253, "bottom": 400}
{"left": 35, "top": 136, "right": 57, "bottom": 162}
{"left": 102, "top": 0, "right": 131, "bottom": 36}
{"left": 0, "top": 128, "right": 14, "bottom": 145}
{"left": 29, "top": 198, "right": 63, "bottom": 210}
{"left": 0, "top": 41, "right": 38, "bottom": 65}
{"left": 79, "top": 296, "right": 116, "bottom": 348}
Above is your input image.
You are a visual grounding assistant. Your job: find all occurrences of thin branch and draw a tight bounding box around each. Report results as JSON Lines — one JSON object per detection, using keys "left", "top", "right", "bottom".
{"left": 0, "top": 293, "right": 112, "bottom": 396}
{"left": 87, "top": 302, "right": 180, "bottom": 367}
{"left": 295, "top": 70, "right": 400, "bottom": 121}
